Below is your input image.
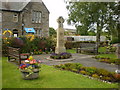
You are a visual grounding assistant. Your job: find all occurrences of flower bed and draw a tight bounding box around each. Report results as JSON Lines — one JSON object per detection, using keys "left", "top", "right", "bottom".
{"left": 19, "top": 56, "right": 41, "bottom": 80}
{"left": 50, "top": 52, "right": 72, "bottom": 59}
{"left": 94, "top": 56, "right": 120, "bottom": 65}
{"left": 54, "top": 63, "right": 120, "bottom": 83}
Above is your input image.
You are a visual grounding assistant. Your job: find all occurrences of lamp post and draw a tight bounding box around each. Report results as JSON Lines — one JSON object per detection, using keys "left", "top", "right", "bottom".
{"left": 22, "top": 23, "right": 24, "bottom": 35}
{"left": 21, "top": 11, "right": 24, "bottom": 35}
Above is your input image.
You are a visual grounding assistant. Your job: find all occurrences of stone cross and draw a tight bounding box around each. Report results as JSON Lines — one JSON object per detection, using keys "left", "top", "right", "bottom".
{"left": 55, "top": 16, "right": 66, "bottom": 54}
{"left": 57, "top": 16, "right": 64, "bottom": 28}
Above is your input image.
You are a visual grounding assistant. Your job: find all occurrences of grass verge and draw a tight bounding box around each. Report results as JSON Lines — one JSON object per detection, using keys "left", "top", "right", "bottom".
{"left": 2, "top": 57, "right": 118, "bottom": 88}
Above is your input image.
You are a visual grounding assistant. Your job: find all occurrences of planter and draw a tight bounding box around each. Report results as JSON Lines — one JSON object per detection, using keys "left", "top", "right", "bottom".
{"left": 21, "top": 69, "right": 39, "bottom": 80}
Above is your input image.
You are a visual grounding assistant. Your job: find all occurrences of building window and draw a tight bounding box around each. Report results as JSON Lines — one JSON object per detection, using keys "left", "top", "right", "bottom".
{"left": 32, "top": 11, "right": 41, "bottom": 23}
{"left": 13, "top": 14, "right": 18, "bottom": 22}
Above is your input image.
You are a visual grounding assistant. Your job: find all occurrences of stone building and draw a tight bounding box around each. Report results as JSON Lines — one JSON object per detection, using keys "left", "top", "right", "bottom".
{"left": 1, "top": 1, "right": 49, "bottom": 37}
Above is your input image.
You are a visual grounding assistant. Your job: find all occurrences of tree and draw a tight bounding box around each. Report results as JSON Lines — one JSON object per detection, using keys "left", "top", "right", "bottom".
{"left": 66, "top": 2, "right": 119, "bottom": 54}
{"left": 49, "top": 27, "right": 56, "bottom": 37}
{"left": 76, "top": 25, "right": 88, "bottom": 35}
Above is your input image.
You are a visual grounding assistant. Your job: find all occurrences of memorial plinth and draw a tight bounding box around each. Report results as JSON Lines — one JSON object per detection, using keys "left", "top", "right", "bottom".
{"left": 55, "top": 16, "right": 66, "bottom": 54}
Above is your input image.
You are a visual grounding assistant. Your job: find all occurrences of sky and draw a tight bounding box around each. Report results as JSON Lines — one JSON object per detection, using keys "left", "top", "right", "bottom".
{"left": 42, "top": 0, "right": 75, "bottom": 29}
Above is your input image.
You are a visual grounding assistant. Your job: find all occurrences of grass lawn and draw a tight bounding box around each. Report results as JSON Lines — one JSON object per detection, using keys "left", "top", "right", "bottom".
{"left": 66, "top": 49, "right": 76, "bottom": 53}
{"left": 2, "top": 57, "right": 118, "bottom": 88}
{"left": 96, "top": 53, "right": 117, "bottom": 59}
{"left": 98, "top": 47, "right": 107, "bottom": 53}
{"left": 97, "top": 46, "right": 117, "bottom": 59}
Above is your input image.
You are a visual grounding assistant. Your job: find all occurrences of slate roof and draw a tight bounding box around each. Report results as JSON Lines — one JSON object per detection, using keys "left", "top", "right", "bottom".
{"left": 0, "top": 2, "right": 29, "bottom": 11}
{"left": 0, "top": 0, "right": 49, "bottom": 13}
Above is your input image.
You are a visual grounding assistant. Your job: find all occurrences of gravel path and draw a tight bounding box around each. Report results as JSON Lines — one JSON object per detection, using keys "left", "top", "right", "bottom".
{"left": 33, "top": 53, "right": 118, "bottom": 72}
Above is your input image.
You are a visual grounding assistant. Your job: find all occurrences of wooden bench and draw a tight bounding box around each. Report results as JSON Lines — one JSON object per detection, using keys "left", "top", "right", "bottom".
{"left": 7, "top": 47, "right": 30, "bottom": 64}
{"left": 76, "top": 43, "right": 97, "bottom": 54}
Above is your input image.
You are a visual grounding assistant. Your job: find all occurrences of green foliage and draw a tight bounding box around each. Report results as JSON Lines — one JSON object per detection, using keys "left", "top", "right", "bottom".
{"left": 111, "top": 37, "right": 119, "bottom": 44}
{"left": 92, "top": 74, "right": 100, "bottom": 79}
{"left": 50, "top": 52, "right": 72, "bottom": 59}
{"left": 76, "top": 26, "right": 88, "bottom": 35}
{"left": 49, "top": 27, "right": 56, "bottom": 37}
{"left": 99, "top": 58, "right": 120, "bottom": 65}
{"left": 95, "top": 53, "right": 117, "bottom": 59}
{"left": 67, "top": 2, "right": 119, "bottom": 48}
{"left": 2, "top": 36, "right": 56, "bottom": 54}
{"left": 98, "top": 47, "right": 107, "bottom": 53}
{"left": 96, "top": 69, "right": 110, "bottom": 76}
{"left": 66, "top": 49, "right": 76, "bottom": 53}
{"left": 80, "top": 70, "right": 87, "bottom": 75}
{"left": 101, "top": 76, "right": 112, "bottom": 81}
{"left": 54, "top": 63, "right": 119, "bottom": 83}
{"left": 88, "top": 30, "right": 96, "bottom": 36}
{"left": 85, "top": 67, "right": 97, "bottom": 75}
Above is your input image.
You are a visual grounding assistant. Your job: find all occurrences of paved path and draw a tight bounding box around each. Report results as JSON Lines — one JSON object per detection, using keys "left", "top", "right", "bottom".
{"left": 33, "top": 53, "right": 118, "bottom": 72}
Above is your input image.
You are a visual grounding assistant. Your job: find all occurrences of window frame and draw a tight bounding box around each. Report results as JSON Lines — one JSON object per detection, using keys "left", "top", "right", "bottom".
{"left": 13, "top": 13, "right": 18, "bottom": 22}
{"left": 32, "top": 11, "right": 42, "bottom": 23}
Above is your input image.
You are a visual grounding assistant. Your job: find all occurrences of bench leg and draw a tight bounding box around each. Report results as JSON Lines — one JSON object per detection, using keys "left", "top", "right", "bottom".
{"left": 19, "top": 59, "right": 21, "bottom": 65}
{"left": 8, "top": 56, "right": 10, "bottom": 61}
{"left": 27, "top": 55, "right": 29, "bottom": 59}
{"left": 76, "top": 48, "right": 79, "bottom": 53}
{"left": 80, "top": 50, "right": 81, "bottom": 53}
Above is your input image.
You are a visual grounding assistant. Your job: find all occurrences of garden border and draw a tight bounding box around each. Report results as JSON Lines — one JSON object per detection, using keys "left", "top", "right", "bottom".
{"left": 46, "top": 57, "right": 75, "bottom": 62}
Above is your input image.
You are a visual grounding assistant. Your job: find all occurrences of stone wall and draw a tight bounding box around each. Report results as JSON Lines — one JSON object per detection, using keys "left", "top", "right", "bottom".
{"left": 2, "top": 1, "right": 49, "bottom": 37}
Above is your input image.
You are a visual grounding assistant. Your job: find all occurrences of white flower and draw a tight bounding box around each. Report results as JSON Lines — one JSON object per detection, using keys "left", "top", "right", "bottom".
{"left": 115, "top": 70, "right": 120, "bottom": 74}
{"left": 25, "top": 60, "right": 29, "bottom": 63}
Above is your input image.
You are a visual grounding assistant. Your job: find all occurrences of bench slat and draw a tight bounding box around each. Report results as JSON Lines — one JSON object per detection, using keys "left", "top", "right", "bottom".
{"left": 7, "top": 47, "right": 29, "bottom": 65}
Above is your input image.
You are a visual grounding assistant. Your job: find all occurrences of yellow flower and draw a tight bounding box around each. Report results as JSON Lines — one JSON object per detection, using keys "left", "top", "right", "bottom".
{"left": 7, "top": 42, "right": 9, "bottom": 44}
{"left": 29, "top": 56, "right": 33, "bottom": 60}
{"left": 5, "top": 38, "right": 8, "bottom": 40}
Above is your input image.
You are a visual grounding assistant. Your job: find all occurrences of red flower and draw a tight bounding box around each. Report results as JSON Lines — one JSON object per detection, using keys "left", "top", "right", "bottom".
{"left": 30, "top": 59, "right": 37, "bottom": 64}
{"left": 20, "top": 64, "right": 27, "bottom": 69}
{"left": 39, "top": 49, "right": 42, "bottom": 52}
{"left": 27, "top": 58, "right": 30, "bottom": 60}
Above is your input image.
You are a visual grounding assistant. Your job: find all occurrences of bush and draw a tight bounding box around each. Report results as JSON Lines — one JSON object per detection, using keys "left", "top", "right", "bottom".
{"left": 101, "top": 76, "right": 112, "bottom": 81}
{"left": 53, "top": 63, "right": 119, "bottom": 83}
{"left": 2, "top": 36, "right": 55, "bottom": 54}
{"left": 96, "top": 69, "right": 110, "bottom": 76}
{"left": 50, "top": 52, "right": 72, "bottom": 59}
{"left": 92, "top": 74, "right": 100, "bottom": 79}
{"left": 65, "top": 41, "right": 74, "bottom": 49}
{"left": 110, "top": 37, "right": 119, "bottom": 44}
{"left": 85, "top": 67, "right": 97, "bottom": 75}
{"left": 80, "top": 70, "right": 87, "bottom": 75}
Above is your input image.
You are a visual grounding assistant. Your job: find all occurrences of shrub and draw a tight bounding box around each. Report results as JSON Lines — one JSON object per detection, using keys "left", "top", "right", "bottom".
{"left": 92, "top": 74, "right": 100, "bottom": 79}
{"left": 80, "top": 66, "right": 87, "bottom": 71}
{"left": 101, "top": 76, "right": 112, "bottom": 81}
{"left": 61, "top": 65, "right": 66, "bottom": 69}
{"left": 80, "top": 70, "right": 87, "bottom": 75}
{"left": 71, "top": 68, "right": 78, "bottom": 72}
{"left": 50, "top": 52, "right": 72, "bottom": 59}
{"left": 85, "top": 67, "right": 97, "bottom": 75}
{"left": 96, "top": 69, "right": 110, "bottom": 76}
{"left": 110, "top": 37, "right": 119, "bottom": 44}
{"left": 53, "top": 63, "right": 119, "bottom": 83}
{"left": 54, "top": 65, "right": 61, "bottom": 68}
{"left": 65, "top": 41, "right": 73, "bottom": 49}
{"left": 75, "top": 63, "right": 83, "bottom": 70}
{"left": 64, "top": 63, "right": 77, "bottom": 71}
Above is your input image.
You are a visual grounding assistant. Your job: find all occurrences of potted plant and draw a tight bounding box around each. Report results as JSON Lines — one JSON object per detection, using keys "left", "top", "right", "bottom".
{"left": 19, "top": 56, "right": 41, "bottom": 80}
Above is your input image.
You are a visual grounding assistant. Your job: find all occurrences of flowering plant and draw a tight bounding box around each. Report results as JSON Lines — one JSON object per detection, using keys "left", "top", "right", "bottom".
{"left": 50, "top": 52, "right": 72, "bottom": 59}
{"left": 19, "top": 56, "right": 41, "bottom": 77}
